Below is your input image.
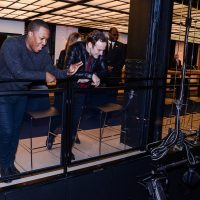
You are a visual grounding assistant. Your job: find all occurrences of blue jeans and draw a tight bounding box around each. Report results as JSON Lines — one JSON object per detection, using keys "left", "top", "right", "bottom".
{"left": 0, "top": 95, "right": 27, "bottom": 168}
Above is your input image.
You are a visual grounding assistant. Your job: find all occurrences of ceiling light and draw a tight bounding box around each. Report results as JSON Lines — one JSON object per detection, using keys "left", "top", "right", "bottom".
{"left": 1, "top": 8, "right": 15, "bottom": 14}
{"left": 34, "top": 0, "right": 55, "bottom": 6}
{"left": 19, "top": 0, "right": 38, "bottom": 3}
{"left": 0, "top": 1, "right": 13, "bottom": 7}
{"left": 48, "top": 2, "right": 67, "bottom": 8}
{"left": 9, "top": 3, "right": 26, "bottom": 9}
{"left": 36, "top": 7, "right": 53, "bottom": 12}
{"left": 23, "top": 5, "right": 40, "bottom": 11}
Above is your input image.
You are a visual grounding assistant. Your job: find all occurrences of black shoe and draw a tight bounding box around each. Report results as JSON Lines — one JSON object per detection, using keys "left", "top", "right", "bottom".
{"left": 71, "top": 153, "right": 75, "bottom": 160}
{"left": 0, "top": 167, "right": 13, "bottom": 183}
{"left": 75, "top": 135, "right": 80, "bottom": 144}
{"left": 46, "top": 134, "right": 55, "bottom": 150}
{"left": 9, "top": 164, "right": 20, "bottom": 175}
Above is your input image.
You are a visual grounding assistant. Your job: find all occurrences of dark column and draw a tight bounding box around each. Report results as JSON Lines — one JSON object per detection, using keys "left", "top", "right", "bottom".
{"left": 121, "top": 0, "right": 173, "bottom": 147}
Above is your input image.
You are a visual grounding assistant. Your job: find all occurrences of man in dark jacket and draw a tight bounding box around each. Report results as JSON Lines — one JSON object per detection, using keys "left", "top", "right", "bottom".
{"left": 0, "top": 19, "right": 81, "bottom": 181}
{"left": 105, "top": 27, "right": 126, "bottom": 86}
{"left": 67, "top": 30, "right": 107, "bottom": 160}
{"left": 47, "top": 30, "right": 108, "bottom": 160}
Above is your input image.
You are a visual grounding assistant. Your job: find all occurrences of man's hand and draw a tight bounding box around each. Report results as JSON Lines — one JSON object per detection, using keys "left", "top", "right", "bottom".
{"left": 77, "top": 79, "right": 90, "bottom": 83}
{"left": 91, "top": 74, "right": 100, "bottom": 87}
{"left": 46, "top": 72, "right": 56, "bottom": 86}
{"left": 68, "top": 61, "right": 83, "bottom": 76}
{"left": 108, "top": 66, "right": 113, "bottom": 72}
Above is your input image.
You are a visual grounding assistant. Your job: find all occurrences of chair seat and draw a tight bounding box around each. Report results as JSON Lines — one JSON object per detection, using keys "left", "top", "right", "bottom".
{"left": 27, "top": 106, "right": 59, "bottom": 119}
{"left": 97, "top": 103, "right": 123, "bottom": 113}
{"left": 189, "top": 97, "right": 200, "bottom": 103}
{"left": 165, "top": 98, "right": 174, "bottom": 105}
{"left": 27, "top": 106, "right": 60, "bottom": 169}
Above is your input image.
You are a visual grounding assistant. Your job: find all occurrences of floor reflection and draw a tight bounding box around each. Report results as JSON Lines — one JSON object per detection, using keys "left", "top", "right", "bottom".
{"left": 14, "top": 125, "right": 131, "bottom": 173}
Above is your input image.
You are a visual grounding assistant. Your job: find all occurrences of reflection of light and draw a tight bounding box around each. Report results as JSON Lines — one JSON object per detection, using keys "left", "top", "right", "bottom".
{"left": 36, "top": 7, "right": 53, "bottom": 12}
{"left": 19, "top": 0, "right": 38, "bottom": 3}
{"left": 0, "top": 1, "right": 13, "bottom": 7}
{"left": 1, "top": 9, "right": 15, "bottom": 14}
{"left": 9, "top": 3, "right": 26, "bottom": 9}
{"left": 0, "top": 0, "right": 130, "bottom": 34}
{"left": 23, "top": 5, "right": 40, "bottom": 11}
{"left": 34, "top": 0, "right": 54, "bottom": 6}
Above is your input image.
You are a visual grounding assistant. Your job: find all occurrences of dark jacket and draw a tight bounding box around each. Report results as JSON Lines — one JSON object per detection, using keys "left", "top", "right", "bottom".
{"left": 105, "top": 40, "right": 126, "bottom": 73}
{"left": 104, "top": 40, "right": 126, "bottom": 86}
{"left": 65, "top": 41, "right": 108, "bottom": 80}
{"left": 57, "top": 49, "right": 66, "bottom": 70}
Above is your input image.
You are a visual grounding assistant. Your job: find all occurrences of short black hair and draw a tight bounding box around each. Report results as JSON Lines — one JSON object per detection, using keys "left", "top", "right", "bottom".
{"left": 109, "top": 27, "right": 118, "bottom": 33}
{"left": 27, "top": 19, "right": 49, "bottom": 32}
{"left": 86, "top": 30, "right": 107, "bottom": 45}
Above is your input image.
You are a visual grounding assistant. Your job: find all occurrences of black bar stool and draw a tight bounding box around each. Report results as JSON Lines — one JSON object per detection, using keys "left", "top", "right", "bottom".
{"left": 97, "top": 103, "right": 123, "bottom": 154}
{"left": 27, "top": 106, "right": 59, "bottom": 169}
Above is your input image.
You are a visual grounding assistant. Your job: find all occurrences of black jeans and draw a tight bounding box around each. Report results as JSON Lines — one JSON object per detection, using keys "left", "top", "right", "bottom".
{"left": 0, "top": 95, "right": 27, "bottom": 168}
{"left": 71, "top": 92, "right": 86, "bottom": 143}
{"left": 70, "top": 90, "right": 112, "bottom": 143}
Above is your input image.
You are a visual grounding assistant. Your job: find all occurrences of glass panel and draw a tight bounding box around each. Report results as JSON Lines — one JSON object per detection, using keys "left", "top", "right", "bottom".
{"left": 0, "top": 79, "right": 64, "bottom": 182}
{"left": 69, "top": 87, "right": 129, "bottom": 161}
{"left": 162, "top": 1, "right": 200, "bottom": 144}
{"left": 65, "top": 80, "right": 147, "bottom": 163}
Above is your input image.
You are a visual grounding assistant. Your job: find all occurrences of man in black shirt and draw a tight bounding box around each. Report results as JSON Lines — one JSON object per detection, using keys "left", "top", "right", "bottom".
{"left": 105, "top": 27, "right": 126, "bottom": 86}
{"left": 0, "top": 19, "right": 82, "bottom": 181}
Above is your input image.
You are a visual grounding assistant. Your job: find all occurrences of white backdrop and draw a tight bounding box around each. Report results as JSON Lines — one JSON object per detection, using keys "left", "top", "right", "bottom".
{"left": 0, "top": 19, "right": 24, "bottom": 35}
{"left": 55, "top": 25, "right": 78, "bottom": 64}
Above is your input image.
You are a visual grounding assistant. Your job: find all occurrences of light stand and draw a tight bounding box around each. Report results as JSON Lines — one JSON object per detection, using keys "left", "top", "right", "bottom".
{"left": 141, "top": 0, "right": 200, "bottom": 199}
{"left": 150, "top": 0, "right": 197, "bottom": 166}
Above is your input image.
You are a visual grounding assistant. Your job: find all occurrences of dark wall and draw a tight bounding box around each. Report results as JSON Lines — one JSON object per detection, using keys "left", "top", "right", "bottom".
{"left": 1, "top": 156, "right": 151, "bottom": 200}
{"left": 5, "top": 179, "right": 68, "bottom": 200}
{"left": 2, "top": 154, "right": 200, "bottom": 200}
{"left": 68, "top": 168, "right": 112, "bottom": 200}
{"left": 123, "top": 0, "right": 174, "bottom": 147}
{"left": 0, "top": 194, "right": 5, "bottom": 200}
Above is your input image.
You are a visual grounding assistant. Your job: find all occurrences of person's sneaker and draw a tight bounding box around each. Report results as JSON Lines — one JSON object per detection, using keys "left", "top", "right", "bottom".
{"left": 0, "top": 167, "right": 13, "bottom": 183}
{"left": 75, "top": 135, "right": 80, "bottom": 144}
{"left": 71, "top": 153, "right": 75, "bottom": 160}
{"left": 46, "top": 134, "right": 55, "bottom": 150}
{"left": 9, "top": 164, "right": 20, "bottom": 175}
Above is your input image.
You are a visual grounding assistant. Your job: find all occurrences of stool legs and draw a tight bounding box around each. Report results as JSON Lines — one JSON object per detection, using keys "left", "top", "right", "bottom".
{"left": 99, "top": 111, "right": 108, "bottom": 155}
{"left": 46, "top": 116, "right": 55, "bottom": 150}
{"left": 46, "top": 117, "right": 62, "bottom": 150}
{"left": 30, "top": 117, "right": 33, "bottom": 169}
{"left": 29, "top": 116, "right": 57, "bottom": 169}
